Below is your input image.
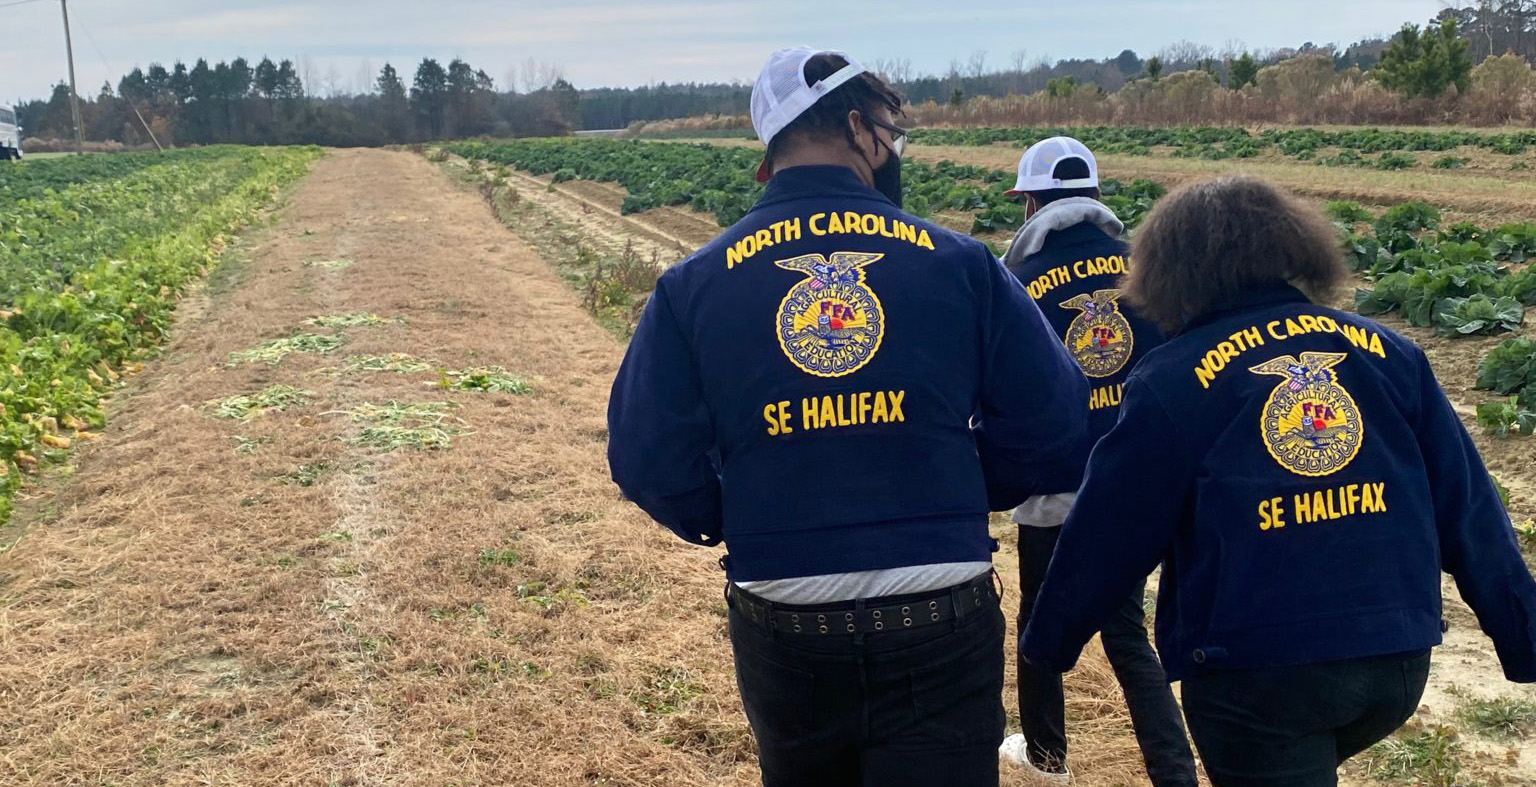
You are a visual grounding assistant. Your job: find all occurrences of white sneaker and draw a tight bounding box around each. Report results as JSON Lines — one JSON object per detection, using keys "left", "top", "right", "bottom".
{"left": 999, "top": 733, "right": 1072, "bottom": 785}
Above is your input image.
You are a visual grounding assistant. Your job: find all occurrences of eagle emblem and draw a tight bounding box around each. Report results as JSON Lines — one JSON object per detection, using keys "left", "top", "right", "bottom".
{"left": 1249, "top": 352, "right": 1364, "bottom": 477}
{"left": 775, "top": 252, "right": 885, "bottom": 377}
{"left": 1061, "top": 289, "right": 1134, "bottom": 378}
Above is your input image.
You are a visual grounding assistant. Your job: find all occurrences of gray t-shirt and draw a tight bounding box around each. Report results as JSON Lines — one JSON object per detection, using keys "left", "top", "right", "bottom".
{"left": 1013, "top": 491, "right": 1077, "bottom": 528}
{"left": 736, "top": 561, "right": 992, "bottom": 605}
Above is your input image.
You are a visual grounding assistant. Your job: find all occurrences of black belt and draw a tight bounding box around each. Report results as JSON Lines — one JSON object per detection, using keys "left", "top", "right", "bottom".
{"left": 727, "top": 572, "right": 997, "bottom": 636}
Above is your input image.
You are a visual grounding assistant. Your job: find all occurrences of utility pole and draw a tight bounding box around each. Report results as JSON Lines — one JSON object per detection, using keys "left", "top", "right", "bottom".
{"left": 60, "top": 0, "right": 85, "bottom": 155}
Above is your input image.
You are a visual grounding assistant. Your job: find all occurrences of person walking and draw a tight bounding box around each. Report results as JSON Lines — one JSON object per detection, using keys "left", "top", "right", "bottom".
{"left": 607, "top": 46, "right": 1088, "bottom": 787}
{"left": 1021, "top": 175, "right": 1536, "bottom": 787}
{"left": 996, "top": 137, "right": 1197, "bottom": 787}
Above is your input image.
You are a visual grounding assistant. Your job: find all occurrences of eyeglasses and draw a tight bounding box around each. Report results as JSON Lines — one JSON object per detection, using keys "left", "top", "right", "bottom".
{"left": 868, "top": 118, "right": 908, "bottom": 156}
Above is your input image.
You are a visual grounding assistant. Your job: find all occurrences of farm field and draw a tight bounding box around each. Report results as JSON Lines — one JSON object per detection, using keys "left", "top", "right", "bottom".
{"left": 1, "top": 146, "right": 320, "bottom": 523}
{"left": 677, "top": 132, "right": 1536, "bottom": 227}
{"left": 0, "top": 137, "right": 1533, "bottom": 787}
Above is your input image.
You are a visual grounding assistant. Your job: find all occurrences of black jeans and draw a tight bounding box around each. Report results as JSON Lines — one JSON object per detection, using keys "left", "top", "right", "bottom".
{"left": 1016, "top": 525, "right": 1198, "bottom": 786}
{"left": 727, "top": 580, "right": 1006, "bottom": 787}
{"left": 1181, "top": 650, "right": 1432, "bottom": 787}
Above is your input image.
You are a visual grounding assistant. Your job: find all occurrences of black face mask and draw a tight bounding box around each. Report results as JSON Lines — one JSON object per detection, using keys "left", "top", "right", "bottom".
{"left": 871, "top": 143, "right": 903, "bottom": 209}
{"left": 856, "top": 125, "right": 903, "bottom": 209}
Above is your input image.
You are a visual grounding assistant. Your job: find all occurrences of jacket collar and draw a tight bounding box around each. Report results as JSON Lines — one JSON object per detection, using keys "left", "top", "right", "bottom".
{"left": 1180, "top": 282, "right": 1312, "bottom": 334}
{"left": 755, "top": 165, "right": 892, "bottom": 209}
{"left": 1003, "top": 197, "right": 1124, "bottom": 267}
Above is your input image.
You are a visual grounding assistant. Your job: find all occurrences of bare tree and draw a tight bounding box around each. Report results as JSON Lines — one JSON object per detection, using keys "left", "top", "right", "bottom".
{"left": 1481, "top": 0, "right": 1496, "bottom": 61}
{"left": 887, "top": 57, "right": 912, "bottom": 84}
{"left": 1158, "top": 40, "right": 1214, "bottom": 67}
{"left": 967, "top": 49, "right": 988, "bottom": 78}
{"left": 298, "top": 55, "right": 319, "bottom": 98}
{"left": 1011, "top": 49, "right": 1029, "bottom": 74}
{"left": 868, "top": 58, "right": 913, "bottom": 85}
{"left": 323, "top": 63, "right": 343, "bottom": 98}
{"left": 520, "top": 58, "right": 563, "bottom": 92}
{"left": 355, "top": 58, "right": 375, "bottom": 95}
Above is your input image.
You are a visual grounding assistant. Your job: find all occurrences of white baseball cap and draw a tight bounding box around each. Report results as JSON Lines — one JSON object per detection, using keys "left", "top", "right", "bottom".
{"left": 751, "top": 46, "right": 868, "bottom": 181}
{"left": 1005, "top": 136, "right": 1100, "bottom": 196}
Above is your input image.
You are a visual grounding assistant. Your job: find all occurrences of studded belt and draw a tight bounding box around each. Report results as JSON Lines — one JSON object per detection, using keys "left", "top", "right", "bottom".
{"left": 726, "top": 572, "right": 997, "bottom": 636}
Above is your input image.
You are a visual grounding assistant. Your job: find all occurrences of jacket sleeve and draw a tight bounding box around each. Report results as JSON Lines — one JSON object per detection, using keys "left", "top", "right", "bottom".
{"left": 1021, "top": 376, "right": 1190, "bottom": 672}
{"left": 972, "top": 249, "right": 1090, "bottom": 511}
{"left": 606, "top": 276, "right": 723, "bottom": 547}
{"left": 1414, "top": 348, "right": 1536, "bottom": 682}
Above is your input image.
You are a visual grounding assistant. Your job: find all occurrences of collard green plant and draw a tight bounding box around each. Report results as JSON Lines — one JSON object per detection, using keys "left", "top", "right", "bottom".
{"left": 1474, "top": 338, "right": 1536, "bottom": 436}
{"left": 1326, "top": 200, "right": 1375, "bottom": 225}
{"left": 1343, "top": 232, "right": 1392, "bottom": 273}
{"left": 1476, "top": 338, "right": 1536, "bottom": 397}
{"left": 1375, "top": 202, "right": 1441, "bottom": 235}
{"left": 1438, "top": 222, "right": 1485, "bottom": 244}
{"left": 1432, "top": 295, "right": 1523, "bottom": 336}
{"left": 1477, "top": 398, "right": 1536, "bottom": 437}
{"left": 1490, "top": 223, "right": 1536, "bottom": 262}
{"left": 1499, "top": 270, "right": 1536, "bottom": 305}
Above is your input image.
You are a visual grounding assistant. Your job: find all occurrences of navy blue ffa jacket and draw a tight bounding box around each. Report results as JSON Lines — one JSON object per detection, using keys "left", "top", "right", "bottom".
{"left": 607, "top": 165, "right": 1089, "bottom": 582}
{"left": 1021, "top": 283, "right": 1536, "bottom": 682}
{"left": 1006, "top": 220, "right": 1164, "bottom": 493}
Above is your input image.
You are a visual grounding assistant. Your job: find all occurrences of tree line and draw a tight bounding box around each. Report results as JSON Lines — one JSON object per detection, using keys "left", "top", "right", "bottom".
{"left": 628, "top": 3, "right": 1536, "bottom": 133}
{"left": 870, "top": 4, "right": 1518, "bottom": 111}
{"left": 911, "top": 19, "right": 1535, "bottom": 129}
{"left": 12, "top": 3, "right": 1536, "bottom": 147}
{"left": 15, "top": 56, "right": 580, "bottom": 148}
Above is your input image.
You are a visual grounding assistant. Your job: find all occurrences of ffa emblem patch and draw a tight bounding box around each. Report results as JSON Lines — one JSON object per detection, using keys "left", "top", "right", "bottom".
{"left": 1249, "top": 352, "right": 1364, "bottom": 477}
{"left": 775, "top": 252, "right": 886, "bottom": 377}
{"left": 1061, "top": 289, "right": 1134, "bottom": 378}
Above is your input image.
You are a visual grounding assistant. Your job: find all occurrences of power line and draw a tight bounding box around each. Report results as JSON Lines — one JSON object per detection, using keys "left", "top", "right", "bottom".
{"left": 0, "top": 0, "right": 49, "bottom": 10}
{"left": 61, "top": 0, "right": 85, "bottom": 154}
{"left": 72, "top": 6, "right": 164, "bottom": 151}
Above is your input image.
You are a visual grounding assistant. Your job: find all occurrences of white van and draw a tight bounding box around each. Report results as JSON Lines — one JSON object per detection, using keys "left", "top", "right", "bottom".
{"left": 0, "top": 104, "right": 23, "bottom": 160}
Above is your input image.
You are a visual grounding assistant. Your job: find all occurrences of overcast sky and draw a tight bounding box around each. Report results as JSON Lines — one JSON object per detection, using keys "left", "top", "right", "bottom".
{"left": 4, "top": 0, "right": 1445, "bottom": 103}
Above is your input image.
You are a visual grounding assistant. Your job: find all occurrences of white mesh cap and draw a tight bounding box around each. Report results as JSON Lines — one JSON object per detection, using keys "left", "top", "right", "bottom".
{"left": 751, "top": 46, "right": 867, "bottom": 151}
{"left": 1006, "top": 136, "right": 1100, "bottom": 195}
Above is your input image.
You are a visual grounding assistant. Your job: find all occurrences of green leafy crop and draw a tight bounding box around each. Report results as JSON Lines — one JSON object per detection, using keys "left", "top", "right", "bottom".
{"left": 1475, "top": 338, "right": 1536, "bottom": 436}
{"left": 0, "top": 146, "right": 320, "bottom": 522}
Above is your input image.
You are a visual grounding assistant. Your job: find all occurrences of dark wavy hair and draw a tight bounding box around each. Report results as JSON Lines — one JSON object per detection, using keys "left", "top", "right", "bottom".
{"left": 1125, "top": 176, "right": 1346, "bottom": 333}
{"left": 765, "top": 53, "right": 904, "bottom": 167}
